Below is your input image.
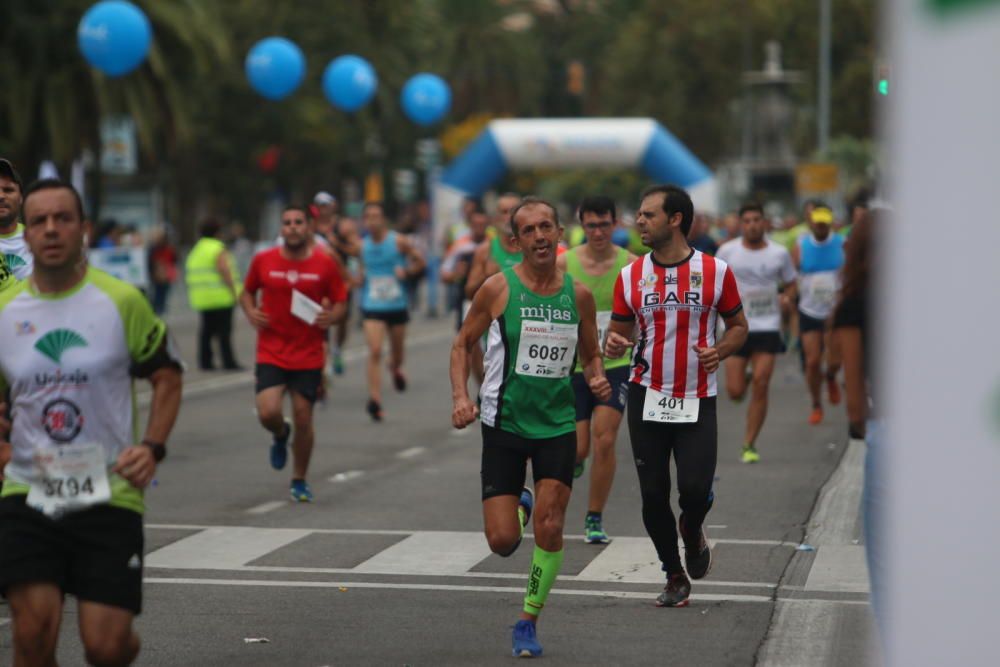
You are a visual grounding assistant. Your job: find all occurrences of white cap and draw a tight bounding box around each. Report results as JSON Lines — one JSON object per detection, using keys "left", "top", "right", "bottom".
{"left": 313, "top": 191, "right": 336, "bottom": 205}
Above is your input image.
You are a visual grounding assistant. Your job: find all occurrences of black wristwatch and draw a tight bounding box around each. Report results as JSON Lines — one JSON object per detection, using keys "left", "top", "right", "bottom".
{"left": 141, "top": 439, "right": 167, "bottom": 463}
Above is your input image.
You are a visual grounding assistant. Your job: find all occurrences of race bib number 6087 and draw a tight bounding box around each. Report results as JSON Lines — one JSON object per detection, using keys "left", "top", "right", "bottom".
{"left": 515, "top": 320, "right": 578, "bottom": 378}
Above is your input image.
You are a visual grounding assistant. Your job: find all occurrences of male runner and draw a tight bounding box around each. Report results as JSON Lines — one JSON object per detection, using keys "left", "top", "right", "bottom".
{"left": 241, "top": 206, "right": 348, "bottom": 502}
{"left": 557, "top": 195, "right": 635, "bottom": 544}
{"left": 717, "top": 202, "right": 797, "bottom": 463}
{"left": 451, "top": 197, "right": 610, "bottom": 658}
{"left": 441, "top": 208, "right": 490, "bottom": 383}
{"left": 314, "top": 191, "right": 362, "bottom": 375}
{"left": 0, "top": 179, "right": 183, "bottom": 666}
{"left": 464, "top": 192, "right": 522, "bottom": 299}
{"left": 791, "top": 204, "right": 844, "bottom": 424}
{"left": 0, "top": 158, "right": 32, "bottom": 279}
{"left": 358, "top": 202, "right": 425, "bottom": 421}
{"left": 605, "top": 184, "right": 747, "bottom": 607}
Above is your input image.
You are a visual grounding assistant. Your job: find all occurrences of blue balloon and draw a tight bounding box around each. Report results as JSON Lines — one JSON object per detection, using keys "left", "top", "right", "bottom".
{"left": 245, "top": 37, "right": 306, "bottom": 101}
{"left": 611, "top": 228, "right": 630, "bottom": 248}
{"left": 77, "top": 1, "right": 152, "bottom": 77}
{"left": 322, "top": 55, "right": 378, "bottom": 112}
{"left": 401, "top": 73, "right": 452, "bottom": 126}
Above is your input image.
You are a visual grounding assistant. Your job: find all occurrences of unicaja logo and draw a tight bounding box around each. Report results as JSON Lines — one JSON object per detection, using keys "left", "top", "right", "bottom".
{"left": 34, "top": 329, "right": 88, "bottom": 364}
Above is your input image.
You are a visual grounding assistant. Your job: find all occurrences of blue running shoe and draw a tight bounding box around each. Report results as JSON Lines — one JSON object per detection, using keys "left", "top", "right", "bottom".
{"left": 290, "top": 479, "right": 313, "bottom": 503}
{"left": 512, "top": 619, "right": 542, "bottom": 658}
{"left": 270, "top": 419, "right": 291, "bottom": 470}
{"left": 519, "top": 486, "right": 534, "bottom": 526}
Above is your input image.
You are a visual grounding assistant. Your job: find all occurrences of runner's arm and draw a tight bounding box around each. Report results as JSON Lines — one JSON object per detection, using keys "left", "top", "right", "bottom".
{"left": 605, "top": 271, "right": 636, "bottom": 358}
{"left": 464, "top": 241, "right": 491, "bottom": 299}
{"left": 216, "top": 250, "right": 237, "bottom": 297}
{"left": 575, "top": 283, "right": 611, "bottom": 401}
{"left": 450, "top": 274, "right": 505, "bottom": 427}
{"left": 336, "top": 219, "right": 363, "bottom": 257}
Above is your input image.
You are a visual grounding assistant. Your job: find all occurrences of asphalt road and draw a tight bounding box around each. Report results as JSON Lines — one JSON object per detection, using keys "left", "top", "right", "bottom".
{"left": 0, "top": 300, "right": 877, "bottom": 666}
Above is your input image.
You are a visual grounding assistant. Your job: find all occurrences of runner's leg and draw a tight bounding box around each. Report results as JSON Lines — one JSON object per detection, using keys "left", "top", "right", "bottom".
{"left": 801, "top": 330, "right": 824, "bottom": 409}
{"left": 388, "top": 322, "right": 406, "bottom": 376}
{"left": 746, "top": 352, "right": 777, "bottom": 446}
{"left": 363, "top": 319, "right": 386, "bottom": 404}
{"left": 7, "top": 583, "right": 64, "bottom": 667}
{"left": 724, "top": 354, "right": 749, "bottom": 401}
{"left": 255, "top": 385, "right": 286, "bottom": 435}
{"left": 289, "top": 390, "right": 315, "bottom": 480}
{"left": 587, "top": 405, "right": 623, "bottom": 515}
{"left": 78, "top": 600, "right": 140, "bottom": 666}
{"left": 521, "top": 478, "right": 570, "bottom": 622}
{"left": 575, "top": 419, "right": 591, "bottom": 466}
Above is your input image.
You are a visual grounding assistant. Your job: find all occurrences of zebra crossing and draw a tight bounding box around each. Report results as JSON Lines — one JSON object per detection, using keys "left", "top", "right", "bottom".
{"left": 142, "top": 523, "right": 869, "bottom": 605}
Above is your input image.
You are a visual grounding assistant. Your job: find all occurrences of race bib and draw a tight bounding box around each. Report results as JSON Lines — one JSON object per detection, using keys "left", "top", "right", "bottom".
{"left": 745, "top": 289, "right": 779, "bottom": 319}
{"left": 643, "top": 388, "right": 700, "bottom": 423}
{"left": 367, "top": 275, "right": 402, "bottom": 302}
{"left": 515, "top": 320, "right": 577, "bottom": 378}
{"left": 809, "top": 274, "right": 838, "bottom": 310}
{"left": 596, "top": 311, "right": 612, "bottom": 348}
{"left": 26, "top": 443, "right": 111, "bottom": 517}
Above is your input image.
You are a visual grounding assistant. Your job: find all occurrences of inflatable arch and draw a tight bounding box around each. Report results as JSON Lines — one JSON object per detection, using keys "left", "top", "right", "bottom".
{"left": 432, "top": 117, "right": 718, "bottom": 246}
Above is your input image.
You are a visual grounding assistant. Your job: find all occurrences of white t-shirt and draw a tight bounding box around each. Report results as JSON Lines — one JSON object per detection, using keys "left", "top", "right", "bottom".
{"left": 716, "top": 239, "right": 796, "bottom": 332}
{"left": 0, "top": 223, "right": 33, "bottom": 279}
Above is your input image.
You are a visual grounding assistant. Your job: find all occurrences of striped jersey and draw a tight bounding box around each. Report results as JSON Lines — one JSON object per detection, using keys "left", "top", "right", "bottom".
{"left": 611, "top": 250, "right": 742, "bottom": 398}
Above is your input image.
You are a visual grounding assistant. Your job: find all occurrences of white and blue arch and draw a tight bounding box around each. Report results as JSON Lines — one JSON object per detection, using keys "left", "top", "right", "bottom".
{"left": 432, "top": 117, "right": 718, "bottom": 246}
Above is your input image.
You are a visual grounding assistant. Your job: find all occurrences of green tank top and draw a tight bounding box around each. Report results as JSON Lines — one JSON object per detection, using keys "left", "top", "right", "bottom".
{"left": 480, "top": 268, "right": 578, "bottom": 438}
{"left": 490, "top": 237, "right": 522, "bottom": 270}
{"left": 565, "top": 247, "right": 631, "bottom": 372}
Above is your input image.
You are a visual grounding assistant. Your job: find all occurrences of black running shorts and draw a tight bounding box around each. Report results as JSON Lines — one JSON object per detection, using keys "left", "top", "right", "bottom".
{"left": 480, "top": 424, "right": 576, "bottom": 500}
{"left": 571, "top": 365, "right": 630, "bottom": 421}
{"left": 733, "top": 331, "right": 786, "bottom": 358}
{"left": 362, "top": 309, "right": 410, "bottom": 326}
{"left": 0, "top": 495, "right": 145, "bottom": 614}
{"left": 798, "top": 310, "right": 828, "bottom": 334}
{"left": 255, "top": 363, "right": 323, "bottom": 403}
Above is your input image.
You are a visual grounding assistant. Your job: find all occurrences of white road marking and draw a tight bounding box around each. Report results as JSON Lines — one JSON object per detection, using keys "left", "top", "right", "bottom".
{"left": 329, "top": 470, "right": 365, "bottom": 483}
{"left": 145, "top": 524, "right": 794, "bottom": 547}
{"left": 146, "top": 526, "right": 311, "bottom": 569}
{"left": 576, "top": 537, "right": 663, "bottom": 583}
{"left": 396, "top": 446, "right": 426, "bottom": 459}
{"left": 804, "top": 545, "right": 871, "bottom": 593}
{"left": 354, "top": 531, "right": 493, "bottom": 576}
{"left": 145, "top": 577, "right": 775, "bottom": 603}
{"left": 245, "top": 501, "right": 287, "bottom": 515}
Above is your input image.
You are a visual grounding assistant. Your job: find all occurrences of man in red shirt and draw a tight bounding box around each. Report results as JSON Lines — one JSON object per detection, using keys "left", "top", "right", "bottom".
{"left": 240, "top": 206, "right": 348, "bottom": 502}
{"left": 605, "top": 185, "right": 747, "bottom": 608}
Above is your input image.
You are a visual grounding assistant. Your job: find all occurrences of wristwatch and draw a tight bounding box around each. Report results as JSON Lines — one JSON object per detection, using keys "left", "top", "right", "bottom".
{"left": 141, "top": 439, "right": 167, "bottom": 463}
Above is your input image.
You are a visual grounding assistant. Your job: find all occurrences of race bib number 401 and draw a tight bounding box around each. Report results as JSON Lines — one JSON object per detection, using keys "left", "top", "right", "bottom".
{"left": 27, "top": 443, "right": 111, "bottom": 517}
{"left": 515, "top": 320, "right": 577, "bottom": 378}
{"left": 643, "top": 388, "right": 700, "bottom": 423}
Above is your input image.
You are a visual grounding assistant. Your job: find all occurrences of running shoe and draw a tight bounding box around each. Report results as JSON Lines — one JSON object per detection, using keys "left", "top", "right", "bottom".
{"left": 289, "top": 479, "right": 313, "bottom": 503}
{"left": 827, "top": 377, "right": 841, "bottom": 405}
{"left": 808, "top": 407, "right": 823, "bottom": 425}
{"left": 270, "top": 419, "right": 291, "bottom": 470}
{"left": 512, "top": 619, "right": 542, "bottom": 658}
{"left": 655, "top": 573, "right": 691, "bottom": 607}
{"left": 573, "top": 460, "right": 585, "bottom": 479}
{"left": 584, "top": 515, "right": 610, "bottom": 544}
{"left": 741, "top": 446, "right": 760, "bottom": 464}
{"left": 367, "top": 399, "right": 383, "bottom": 422}
{"left": 519, "top": 486, "right": 534, "bottom": 527}
{"left": 392, "top": 369, "right": 407, "bottom": 392}
{"left": 332, "top": 352, "right": 344, "bottom": 375}
{"left": 679, "top": 514, "right": 712, "bottom": 580}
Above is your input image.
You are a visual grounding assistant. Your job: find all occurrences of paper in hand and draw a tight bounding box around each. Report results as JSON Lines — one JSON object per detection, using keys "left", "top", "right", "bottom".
{"left": 290, "top": 289, "right": 322, "bottom": 325}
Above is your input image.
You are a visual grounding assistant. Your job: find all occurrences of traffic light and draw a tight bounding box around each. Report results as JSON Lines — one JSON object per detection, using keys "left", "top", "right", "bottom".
{"left": 875, "top": 62, "right": 890, "bottom": 96}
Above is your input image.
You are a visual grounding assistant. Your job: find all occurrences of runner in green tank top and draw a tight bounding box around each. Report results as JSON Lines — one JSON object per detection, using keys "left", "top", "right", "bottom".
{"left": 557, "top": 196, "right": 637, "bottom": 544}
{"left": 464, "top": 193, "right": 522, "bottom": 301}
{"left": 450, "top": 197, "right": 610, "bottom": 658}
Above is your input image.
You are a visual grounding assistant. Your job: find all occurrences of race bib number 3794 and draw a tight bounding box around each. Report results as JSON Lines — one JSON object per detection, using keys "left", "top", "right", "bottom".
{"left": 27, "top": 443, "right": 111, "bottom": 517}
{"left": 515, "top": 320, "right": 577, "bottom": 378}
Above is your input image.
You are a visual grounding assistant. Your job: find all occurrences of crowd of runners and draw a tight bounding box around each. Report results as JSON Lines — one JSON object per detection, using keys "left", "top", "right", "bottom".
{"left": 0, "top": 152, "right": 873, "bottom": 663}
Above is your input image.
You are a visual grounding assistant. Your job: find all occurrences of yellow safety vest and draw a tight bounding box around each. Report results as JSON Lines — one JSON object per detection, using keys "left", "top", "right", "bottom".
{"left": 185, "top": 238, "right": 239, "bottom": 311}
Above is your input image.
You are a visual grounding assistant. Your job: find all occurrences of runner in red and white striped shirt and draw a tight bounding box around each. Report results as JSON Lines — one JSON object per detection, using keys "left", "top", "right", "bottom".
{"left": 605, "top": 184, "right": 748, "bottom": 608}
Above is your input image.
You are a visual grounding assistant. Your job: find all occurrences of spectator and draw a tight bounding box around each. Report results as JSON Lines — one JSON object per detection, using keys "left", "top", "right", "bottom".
{"left": 147, "top": 228, "right": 178, "bottom": 316}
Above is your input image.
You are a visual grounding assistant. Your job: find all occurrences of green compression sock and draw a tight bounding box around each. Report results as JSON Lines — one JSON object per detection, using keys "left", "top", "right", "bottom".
{"left": 523, "top": 546, "right": 564, "bottom": 616}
